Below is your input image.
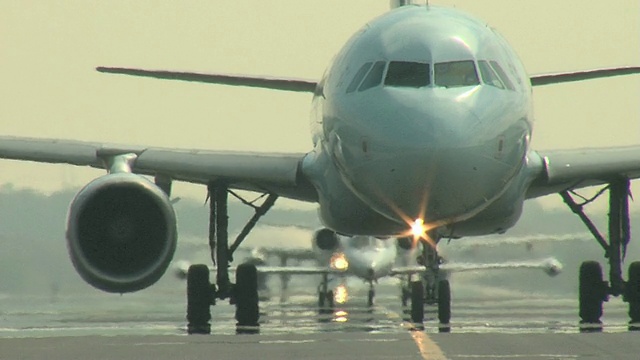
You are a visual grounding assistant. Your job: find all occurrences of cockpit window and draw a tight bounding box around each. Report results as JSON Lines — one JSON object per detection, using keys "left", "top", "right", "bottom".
{"left": 346, "top": 62, "right": 373, "bottom": 93}
{"left": 358, "top": 61, "right": 386, "bottom": 91}
{"left": 434, "top": 60, "right": 479, "bottom": 87}
{"left": 489, "top": 61, "right": 516, "bottom": 91}
{"left": 478, "top": 60, "right": 504, "bottom": 89}
{"left": 384, "top": 61, "right": 430, "bottom": 88}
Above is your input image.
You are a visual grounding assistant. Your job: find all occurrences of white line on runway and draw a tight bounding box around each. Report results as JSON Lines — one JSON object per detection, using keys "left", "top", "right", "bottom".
{"left": 377, "top": 304, "right": 448, "bottom": 360}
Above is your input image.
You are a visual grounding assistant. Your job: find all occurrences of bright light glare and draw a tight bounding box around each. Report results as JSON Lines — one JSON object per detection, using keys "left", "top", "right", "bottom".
{"left": 330, "top": 253, "right": 349, "bottom": 271}
{"left": 334, "top": 285, "right": 348, "bottom": 304}
{"left": 411, "top": 218, "right": 426, "bottom": 237}
{"left": 334, "top": 309, "right": 348, "bottom": 323}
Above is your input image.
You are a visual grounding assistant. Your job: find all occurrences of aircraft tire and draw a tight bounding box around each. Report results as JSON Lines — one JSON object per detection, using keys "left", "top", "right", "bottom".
{"left": 235, "top": 263, "right": 260, "bottom": 327}
{"left": 627, "top": 261, "right": 640, "bottom": 323}
{"left": 318, "top": 291, "right": 326, "bottom": 308}
{"left": 579, "top": 261, "right": 605, "bottom": 324}
{"left": 410, "top": 280, "right": 424, "bottom": 323}
{"left": 438, "top": 280, "right": 451, "bottom": 324}
{"left": 326, "top": 290, "right": 335, "bottom": 309}
{"left": 187, "top": 264, "right": 212, "bottom": 334}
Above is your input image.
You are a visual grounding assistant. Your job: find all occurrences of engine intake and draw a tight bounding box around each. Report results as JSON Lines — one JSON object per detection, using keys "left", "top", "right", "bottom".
{"left": 66, "top": 173, "right": 177, "bottom": 293}
{"left": 313, "top": 228, "right": 339, "bottom": 251}
{"left": 397, "top": 237, "right": 415, "bottom": 250}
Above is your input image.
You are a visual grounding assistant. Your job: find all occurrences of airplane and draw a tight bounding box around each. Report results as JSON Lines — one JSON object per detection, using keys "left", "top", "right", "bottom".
{"left": 173, "top": 228, "right": 563, "bottom": 322}
{"left": 0, "top": 2, "right": 639, "bottom": 334}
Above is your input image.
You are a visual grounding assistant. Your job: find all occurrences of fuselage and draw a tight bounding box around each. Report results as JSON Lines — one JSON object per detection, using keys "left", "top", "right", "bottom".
{"left": 319, "top": 235, "right": 398, "bottom": 281}
{"left": 302, "top": 5, "right": 534, "bottom": 238}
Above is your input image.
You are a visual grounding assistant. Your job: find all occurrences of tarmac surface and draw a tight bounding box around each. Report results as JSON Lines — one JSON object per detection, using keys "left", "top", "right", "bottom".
{"left": 2, "top": 328, "right": 640, "bottom": 359}
{"left": 2, "top": 278, "right": 640, "bottom": 360}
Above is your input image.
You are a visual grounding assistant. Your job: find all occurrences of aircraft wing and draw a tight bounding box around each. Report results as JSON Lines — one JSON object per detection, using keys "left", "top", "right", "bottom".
{"left": 252, "top": 266, "right": 343, "bottom": 275}
{"left": 530, "top": 66, "right": 640, "bottom": 86}
{"left": 0, "top": 136, "right": 318, "bottom": 202}
{"left": 391, "top": 258, "right": 562, "bottom": 277}
{"left": 173, "top": 261, "right": 342, "bottom": 279}
{"left": 525, "top": 146, "right": 640, "bottom": 199}
{"left": 251, "top": 247, "right": 317, "bottom": 262}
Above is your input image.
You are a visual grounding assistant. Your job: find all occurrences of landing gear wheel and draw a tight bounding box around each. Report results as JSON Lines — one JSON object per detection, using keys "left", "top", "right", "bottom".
{"left": 187, "top": 264, "right": 212, "bottom": 334}
{"left": 326, "top": 290, "right": 335, "bottom": 309}
{"left": 579, "top": 261, "right": 606, "bottom": 324}
{"left": 235, "top": 263, "right": 260, "bottom": 329}
{"left": 627, "top": 261, "right": 640, "bottom": 325}
{"left": 438, "top": 280, "right": 451, "bottom": 324}
{"left": 410, "top": 280, "right": 424, "bottom": 324}
{"left": 367, "top": 288, "right": 375, "bottom": 307}
{"left": 319, "top": 290, "right": 334, "bottom": 313}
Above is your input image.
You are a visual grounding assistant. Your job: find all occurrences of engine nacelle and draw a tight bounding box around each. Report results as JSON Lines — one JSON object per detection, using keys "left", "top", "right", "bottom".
{"left": 66, "top": 173, "right": 177, "bottom": 293}
{"left": 397, "top": 236, "right": 415, "bottom": 251}
{"left": 312, "top": 228, "right": 340, "bottom": 252}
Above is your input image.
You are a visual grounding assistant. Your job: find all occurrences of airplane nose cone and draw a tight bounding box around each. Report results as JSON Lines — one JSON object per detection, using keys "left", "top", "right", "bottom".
{"left": 333, "top": 88, "right": 527, "bottom": 228}
{"left": 335, "top": 103, "right": 483, "bottom": 224}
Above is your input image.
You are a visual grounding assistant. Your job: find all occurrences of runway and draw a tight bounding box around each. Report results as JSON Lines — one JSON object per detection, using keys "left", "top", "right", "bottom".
{"left": 2, "top": 278, "right": 640, "bottom": 359}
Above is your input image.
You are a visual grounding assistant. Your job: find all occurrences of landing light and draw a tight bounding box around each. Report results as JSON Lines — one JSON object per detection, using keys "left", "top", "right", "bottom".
{"left": 411, "top": 219, "right": 426, "bottom": 238}
{"left": 330, "top": 253, "right": 349, "bottom": 271}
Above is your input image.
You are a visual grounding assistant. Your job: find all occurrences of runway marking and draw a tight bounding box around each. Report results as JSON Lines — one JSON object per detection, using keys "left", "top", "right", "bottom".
{"left": 378, "top": 304, "right": 447, "bottom": 360}
{"left": 409, "top": 330, "right": 448, "bottom": 360}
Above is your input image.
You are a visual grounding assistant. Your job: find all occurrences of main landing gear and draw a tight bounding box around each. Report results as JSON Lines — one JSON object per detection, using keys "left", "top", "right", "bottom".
{"left": 186, "top": 183, "right": 278, "bottom": 334}
{"left": 561, "top": 178, "right": 640, "bottom": 329}
{"left": 317, "top": 273, "right": 334, "bottom": 314}
{"left": 407, "top": 238, "right": 451, "bottom": 330}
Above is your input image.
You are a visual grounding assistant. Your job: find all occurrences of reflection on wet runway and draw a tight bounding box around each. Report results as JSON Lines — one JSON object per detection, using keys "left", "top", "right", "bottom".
{"left": 0, "top": 280, "right": 634, "bottom": 338}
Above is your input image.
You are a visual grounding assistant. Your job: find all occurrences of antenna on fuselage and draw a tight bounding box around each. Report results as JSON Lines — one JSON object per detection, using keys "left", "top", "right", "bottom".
{"left": 390, "top": 0, "right": 428, "bottom": 9}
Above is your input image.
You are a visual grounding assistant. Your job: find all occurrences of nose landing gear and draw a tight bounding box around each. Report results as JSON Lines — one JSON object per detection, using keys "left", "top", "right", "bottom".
{"left": 406, "top": 238, "right": 451, "bottom": 329}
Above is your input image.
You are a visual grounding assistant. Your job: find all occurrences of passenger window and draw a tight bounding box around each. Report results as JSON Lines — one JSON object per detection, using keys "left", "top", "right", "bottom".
{"left": 434, "top": 60, "right": 479, "bottom": 88}
{"left": 358, "top": 61, "right": 386, "bottom": 91}
{"left": 346, "top": 62, "right": 373, "bottom": 93}
{"left": 384, "top": 61, "right": 430, "bottom": 88}
{"left": 478, "top": 60, "right": 504, "bottom": 89}
{"left": 489, "top": 61, "right": 516, "bottom": 91}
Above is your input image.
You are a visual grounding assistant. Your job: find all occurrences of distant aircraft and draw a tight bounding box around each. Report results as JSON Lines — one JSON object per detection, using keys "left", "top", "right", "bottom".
{"left": 0, "top": 3, "right": 639, "bottom": 333}
{"left": 174, "top": 229, "right": 562, "bottom": 324}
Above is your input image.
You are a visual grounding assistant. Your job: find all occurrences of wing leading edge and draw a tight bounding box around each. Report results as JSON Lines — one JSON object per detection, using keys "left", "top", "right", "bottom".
{"left": 526, "top": 146, "right": 640, "bottom": 199}
{"left": 0, "top": 136, "right": 318, "bottom": 202}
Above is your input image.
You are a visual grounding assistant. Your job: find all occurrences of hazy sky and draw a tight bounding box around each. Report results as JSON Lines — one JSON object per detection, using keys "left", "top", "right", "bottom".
{"left": 1, "top": 1, "right": 638, "bottom": 211}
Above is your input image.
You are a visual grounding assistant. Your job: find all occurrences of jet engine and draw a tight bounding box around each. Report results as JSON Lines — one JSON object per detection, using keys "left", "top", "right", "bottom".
{"left": 312, "top": 228, "right": 340, "bottom": 252}
{"left": 66, "top": 173, "right": 177, "bottom": 293}
{"left": 312, "top": 228, "right": 344, "bottom": 270}
{"left": 397, "top": 236, "right": 416, "bottom": 251}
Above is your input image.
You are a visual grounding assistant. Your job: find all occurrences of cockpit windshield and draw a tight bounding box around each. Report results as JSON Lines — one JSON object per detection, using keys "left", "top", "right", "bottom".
{"left": 434, "top": 60, "right": 479, "bottom": 87}
{"left": 384, "top": 61, "right": 430, "bottom": 88}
